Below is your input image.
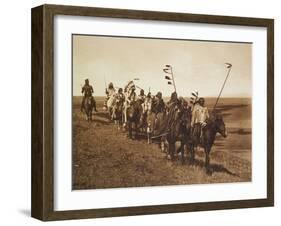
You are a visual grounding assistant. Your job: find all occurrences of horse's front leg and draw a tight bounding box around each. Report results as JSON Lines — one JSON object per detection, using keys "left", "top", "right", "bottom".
{"left": 168, "top": 142, "right": 175, "bottom": 161}
{"left": 204, "top": 146, "right": 211, "bottom": 175}
{"left": 189, "top": 144, "right": 195, "bottom": 164}
{"left": 135, "top": 122, "right": 139, "bottom": 140}
{"left": 128, "top": 122, "right": 132, "bottom": 139}
{"left": 90, "top": 110, "right": 92, "bottom": 121}
{"left": 180, "top": 142, "right": 185, "bottom": 165}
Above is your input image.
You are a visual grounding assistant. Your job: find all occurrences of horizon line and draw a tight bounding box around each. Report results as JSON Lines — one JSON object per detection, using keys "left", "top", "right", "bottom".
{"left": 73, "top": 95, "right": 252, "bottom": 98}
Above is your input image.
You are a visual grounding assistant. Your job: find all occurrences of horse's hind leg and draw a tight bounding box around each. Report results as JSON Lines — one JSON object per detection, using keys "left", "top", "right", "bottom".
{"left": 189, "top": 144, "right": 195, "bottom": 164}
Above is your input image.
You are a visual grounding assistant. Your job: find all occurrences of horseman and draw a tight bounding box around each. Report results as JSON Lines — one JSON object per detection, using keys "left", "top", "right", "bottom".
{"left": 105, "top": 82, "right": 116, "bottom": 98}
{"left": 166, "top": 91, "right": 179, "bottom": 111}
{"left": 116, "top": 88, "right": 125, "bottom": 103}
{"left": 139, "top": 91, "right": 152, "bottom": 127}
{"left": 138, "top": 89, "right": 146, "bottom": 103}
{"left": 143, "top": 92, "right": 152, "bottom": 114}
{"left": 191, "top": 97, "right": 210, "bottom": 142}
{"left": 105, "top": 82, "right": 116, "bottom": 117}
{"left": 152, "top": 91, "right": 166, "bottom": 114}
{"left": 81, "top": 78, "right": 97, "bottom": 112}
{"left": 123, "top": 81, "right": 137, "bottom": 126}
{"left": 112, "top": 88, "right": 125, "bottom": 122}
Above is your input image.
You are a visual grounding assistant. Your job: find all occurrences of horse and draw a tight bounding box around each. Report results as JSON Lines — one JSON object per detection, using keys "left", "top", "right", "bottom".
{"left": 190, "top": 113, "right": 227, "bottom": 174}
{"left": 112, "top": 99, "right": 124, "bottom": 130}
{"left": 177, "top": 106, "right": 192, "bottom": 164}
{"left": 152, "top": 100, "right": 192, "bottom": 161}
{"left": 165, "top": 103, "right": 193, "bottom": 162}
{"left": 82, "top": 96, "right": 94, "bottom": 121}
{"left": 146, "top": 111, "right": 167, "bottom": 145}
{"left": 126, "top": 100, "right": 143, "bottom": 139}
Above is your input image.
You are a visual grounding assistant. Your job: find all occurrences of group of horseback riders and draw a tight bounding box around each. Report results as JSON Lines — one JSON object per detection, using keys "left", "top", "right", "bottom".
{"left": 80, "top": 78, "right": 227, "bottom": 173}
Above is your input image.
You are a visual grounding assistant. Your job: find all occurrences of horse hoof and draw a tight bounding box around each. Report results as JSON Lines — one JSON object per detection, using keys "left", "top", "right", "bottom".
{"left": 188, "top": 159, "right": 194, "bottom": 165}
{"left": 206, "top": 168, "right": 212, "bottom": 175}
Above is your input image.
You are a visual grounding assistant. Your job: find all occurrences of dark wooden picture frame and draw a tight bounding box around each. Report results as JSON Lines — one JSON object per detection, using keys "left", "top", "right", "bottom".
{"left": 31, "top": 4, "right": 274, "bottom": 221}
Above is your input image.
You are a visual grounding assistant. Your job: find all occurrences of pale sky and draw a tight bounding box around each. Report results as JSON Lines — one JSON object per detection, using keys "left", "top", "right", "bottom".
{"left": 72, "top": 35, "right": 252, "bottom": 97}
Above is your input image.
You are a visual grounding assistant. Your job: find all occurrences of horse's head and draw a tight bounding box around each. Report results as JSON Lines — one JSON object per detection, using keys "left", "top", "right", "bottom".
{"left": 213, "top": 114, "right": 227, "bottom": 138}
{"left": 127, "top": 100, "right": 142, "bottom": 119}
{"left": 146, "top": 112, "right": 156, "bottom": 133}
{"left": 85, "top": 96, "right": 93, "bottom": 108}
{"left": 127, "top": 105, "right": 135, "bottom": 118}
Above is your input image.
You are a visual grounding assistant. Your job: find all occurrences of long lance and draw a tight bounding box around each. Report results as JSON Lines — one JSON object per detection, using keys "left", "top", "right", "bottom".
{"left": 104, "top": 76, "right": 107, "bottom": 89}
{"left": 212, "top": 63, "right": 232, "bottom": 111}
{"left": 104, "top": 75, "right": 108, "bottom": 95}
{"left": 170, "top": 66, "right": 177, "bottom": 93}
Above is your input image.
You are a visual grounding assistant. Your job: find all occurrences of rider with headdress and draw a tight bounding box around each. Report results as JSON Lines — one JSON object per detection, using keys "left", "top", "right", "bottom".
{"left": 81, "top": 78, "right": 97, "bottom": 112}
{"left": 123, "top": 81, "right": 137, "bottom": 126}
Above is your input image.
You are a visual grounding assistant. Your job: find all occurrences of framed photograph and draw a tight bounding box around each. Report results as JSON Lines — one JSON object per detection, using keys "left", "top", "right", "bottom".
{"left": 31, "top": 4, "right": 274, "bottom": 221}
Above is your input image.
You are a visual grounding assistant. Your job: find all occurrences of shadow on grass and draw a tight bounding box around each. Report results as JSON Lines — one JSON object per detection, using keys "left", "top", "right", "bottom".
{"left": 186, "top": 158, "right": 239, "bottom": 177}
{"left": 229, "top": 128, "right": 251, "bottom": 135}
{"left": 95, "top": 111, "right": 110, "bottom": 119}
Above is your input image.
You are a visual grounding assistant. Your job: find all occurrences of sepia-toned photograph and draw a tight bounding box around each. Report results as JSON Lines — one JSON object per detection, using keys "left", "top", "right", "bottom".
{"left": 72, "top": 34, "right": 252, "bottom": 190}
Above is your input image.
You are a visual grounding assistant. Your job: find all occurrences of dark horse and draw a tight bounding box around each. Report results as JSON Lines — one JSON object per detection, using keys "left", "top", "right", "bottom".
{"left": 82, "top": 96, "right": 94, "bottom": 121}
{"left": 190, "top": 113, "right": 227, "bottom": 173}
{"left": 167, "top": 103, "right": 192, "bottom": 162}
{"left": 145, "top": 111, "right": 167, "bottom": 144}
{"left": 126, "top": 100, "right": 143, "bottom": 139}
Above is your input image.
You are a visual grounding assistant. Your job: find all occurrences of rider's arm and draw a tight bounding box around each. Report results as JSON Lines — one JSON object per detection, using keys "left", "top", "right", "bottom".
{"left": 191, "top": 109, "right": 196, "bottom": 127}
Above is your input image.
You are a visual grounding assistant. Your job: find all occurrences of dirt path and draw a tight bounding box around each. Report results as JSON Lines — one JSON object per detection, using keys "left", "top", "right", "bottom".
{"left": 73, "top": 109, "right": 251, "bottom": 190}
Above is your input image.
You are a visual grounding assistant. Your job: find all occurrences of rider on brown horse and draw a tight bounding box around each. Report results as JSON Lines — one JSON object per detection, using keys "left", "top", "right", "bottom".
{"left": 81, "top": 79, "right": 97, "bottom": 112}
{"left": 191, "top": 97, "right": 209, "bottom": 143}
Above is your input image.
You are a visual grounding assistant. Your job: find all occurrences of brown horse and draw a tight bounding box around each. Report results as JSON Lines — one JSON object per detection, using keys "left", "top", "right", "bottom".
{"left": 146, "top": 111, "right": 167, "bottom": 144}
{"left": 126, "top": 100, "right": 143, "bottom": 139}
{"left": 82, "top": 96, "right": 94, "bottom": 121}
{"left": 166, "top": 104, "right": 193, "bottom": 162}
{"left": 190, "top": 113, "right": 227, "bottom": 174}
{"left": 153, "top": 100, "right": 192, "bottom": 161}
